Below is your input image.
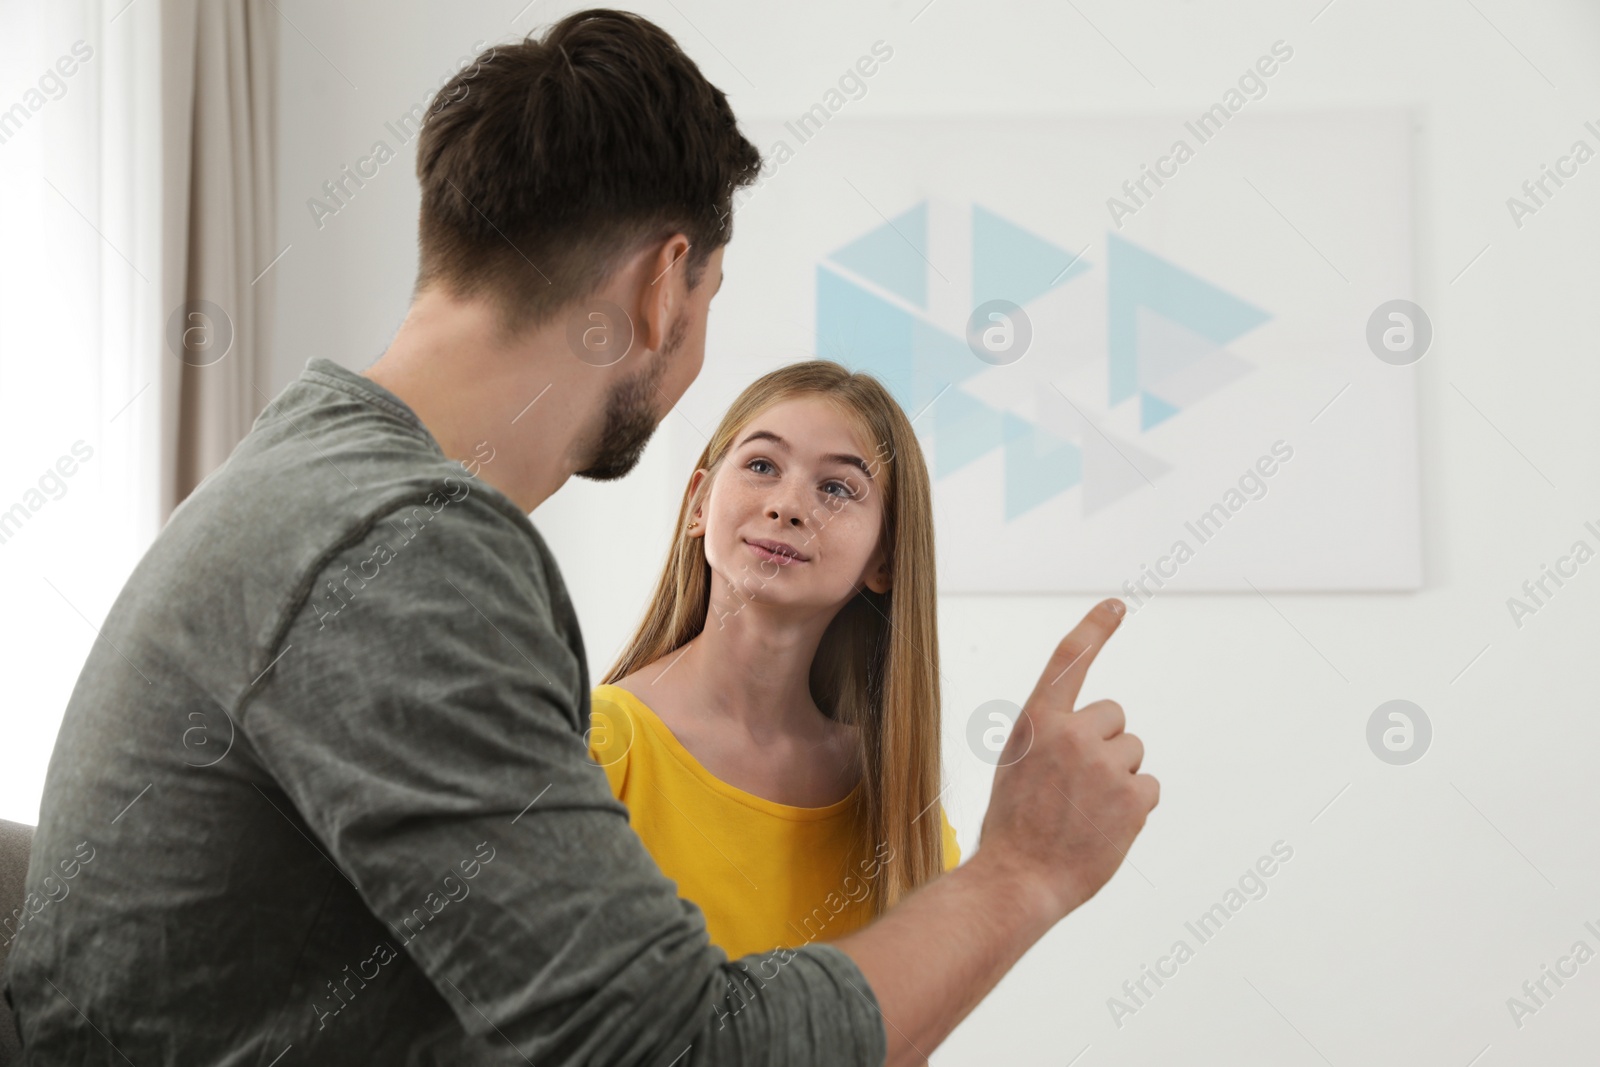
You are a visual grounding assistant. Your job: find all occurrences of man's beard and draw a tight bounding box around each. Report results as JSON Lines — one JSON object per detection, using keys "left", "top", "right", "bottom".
{"left": 573, "top": 312, "right": 688, "bottom": 481}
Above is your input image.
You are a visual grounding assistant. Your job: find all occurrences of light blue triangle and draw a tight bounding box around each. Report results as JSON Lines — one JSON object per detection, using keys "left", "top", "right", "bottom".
{"left": 912, "top": 318, "right": 985, "bottom": 409}
{"left": 816, "top": 265, "right": 917, "bottom": 411}
{"left": 1140, "top": 390, "right": 1181, "bottom": 430}
{"left": 932, "top": 388, "right": 1005, "bottom": 479}
{"left": 1003, "top": 413, "right": 1082, "bottom": 520}
{"left": 816, "top": 264, "right": 994, "bottom": 421}
{"left": 1107, "top": 231, "right": 1272, "bottom": 408}
{"left": 973, "top": 204, "right": 1088, "bottom": 308}
{"left": 829, "top": 202, "right": 928, "bottom": 309}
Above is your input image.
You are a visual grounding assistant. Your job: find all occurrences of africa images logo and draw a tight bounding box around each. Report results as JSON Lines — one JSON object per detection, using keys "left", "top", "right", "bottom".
{"left": 815, "top": 201, "right": 1273, "bottom": 520}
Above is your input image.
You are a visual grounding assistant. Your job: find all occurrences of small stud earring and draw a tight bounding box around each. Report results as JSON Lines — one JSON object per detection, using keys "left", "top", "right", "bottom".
{"left": 688, "top": 520, "right": 699, "bottom": 531}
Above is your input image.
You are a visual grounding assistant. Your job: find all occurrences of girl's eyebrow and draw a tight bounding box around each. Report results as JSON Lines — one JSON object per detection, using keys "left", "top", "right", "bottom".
{"left": 735, "top": 429, "right": 872, "bottom": 479}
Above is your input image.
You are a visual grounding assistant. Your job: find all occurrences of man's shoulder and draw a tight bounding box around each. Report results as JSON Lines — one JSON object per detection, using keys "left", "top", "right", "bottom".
{"left": 123, "top": 373, "right": 564, "bottom": 699}
{"left": 181, "top": 410, "right": 528, "bottom": 579}
{"left": 184, "top": 373, "right": 526, "bottom": 555}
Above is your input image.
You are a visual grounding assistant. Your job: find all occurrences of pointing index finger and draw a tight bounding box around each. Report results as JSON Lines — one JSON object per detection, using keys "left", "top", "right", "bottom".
{"left": 1027, "top": 598, "right": 1125, "bottom": 714}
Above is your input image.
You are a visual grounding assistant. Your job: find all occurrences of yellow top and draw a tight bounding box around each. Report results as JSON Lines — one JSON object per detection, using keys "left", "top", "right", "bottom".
{"left": 588, "top": 682, "right": 961, "bottom": 960}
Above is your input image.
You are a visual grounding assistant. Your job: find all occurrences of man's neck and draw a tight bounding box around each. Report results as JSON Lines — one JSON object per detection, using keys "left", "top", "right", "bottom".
{"left": 363, "top": 289, "right": 596, "bottom": 514}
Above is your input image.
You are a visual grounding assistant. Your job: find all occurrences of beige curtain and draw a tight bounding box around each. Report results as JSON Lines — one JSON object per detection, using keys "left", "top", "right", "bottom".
{"left": 159, "top": 0, "right": 278, "bottom": 521}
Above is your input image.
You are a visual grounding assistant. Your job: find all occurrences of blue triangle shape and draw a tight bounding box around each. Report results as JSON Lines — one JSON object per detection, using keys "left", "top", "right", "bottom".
{"left": 1003, "top": 413, "right": 1082, "bottom": 521}
{"left": 815, "top": 264, "right": 992, "bottom": 423}
{"left": 816, "top": 265, "right": 918, "bottom": 411}
{"left": 1139, "top": 390, "right": 1181, "bottom": 430}
{"left": 912, "top": 317, "right": 985, "bottom": 410}
{"left": 973, "top": 204, "right": 1088, "bottom": 308}
{"left": 828, "top": 202, "right": 928, "bottom": 309}
{"left": 1107, "top": 231, "right": 1272, "bottom": 407}
{"left": 932, "top": 388, "right": 1005, "bottom": 480}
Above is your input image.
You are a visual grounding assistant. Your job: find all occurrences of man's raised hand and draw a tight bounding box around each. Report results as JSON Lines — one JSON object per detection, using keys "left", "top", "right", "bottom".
{"left": 977, "top": 598, "right": 1159, "bottom": 922}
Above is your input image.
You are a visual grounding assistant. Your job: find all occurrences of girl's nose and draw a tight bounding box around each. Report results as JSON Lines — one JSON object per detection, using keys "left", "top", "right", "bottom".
{"left": 766, "top": 502, "right": 806, "bottom": 528}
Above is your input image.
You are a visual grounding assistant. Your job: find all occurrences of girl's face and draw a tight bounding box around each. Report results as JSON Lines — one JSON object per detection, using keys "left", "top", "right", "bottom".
{"left": 688, "top": 396, "right": 892, "bottom": 615}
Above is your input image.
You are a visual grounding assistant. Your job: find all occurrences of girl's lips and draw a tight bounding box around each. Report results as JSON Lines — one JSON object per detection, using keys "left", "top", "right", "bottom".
{"left": 745, "top": 540, "right": 807, "bottom": 566}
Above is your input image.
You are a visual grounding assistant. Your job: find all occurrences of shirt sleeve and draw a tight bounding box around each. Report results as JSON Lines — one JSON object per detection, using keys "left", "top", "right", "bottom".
{"left": 940, "top": 804, "right": 961, "bottom": 871}
{"left": 240, "top": 493, "right": 888, "bottom": 1066}
{"left": 588, "top": 687, "right": 637, "bottom": 801}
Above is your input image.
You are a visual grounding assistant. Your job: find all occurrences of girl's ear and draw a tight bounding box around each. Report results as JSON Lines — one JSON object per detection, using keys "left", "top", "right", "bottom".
{"left": 864, "top": 549, "right": 892, "bottom": 595}
{"left": 685, "top": 468, "right": 709, "bottom": 531}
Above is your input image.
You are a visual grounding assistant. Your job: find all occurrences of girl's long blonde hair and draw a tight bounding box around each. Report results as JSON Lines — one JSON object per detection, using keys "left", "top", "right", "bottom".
{"left": 601, "top": 359, "right": 948, "bottom": 915}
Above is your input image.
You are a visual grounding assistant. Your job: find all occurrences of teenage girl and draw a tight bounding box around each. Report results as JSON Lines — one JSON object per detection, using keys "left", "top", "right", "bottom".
{"left": 589, "top": 360, "right": 959, "bottom": 960}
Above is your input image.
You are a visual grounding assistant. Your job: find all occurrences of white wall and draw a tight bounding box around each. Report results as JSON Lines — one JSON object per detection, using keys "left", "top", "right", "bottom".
{"left": 271, "top": 2, "right": 1600, "bottom": 1063}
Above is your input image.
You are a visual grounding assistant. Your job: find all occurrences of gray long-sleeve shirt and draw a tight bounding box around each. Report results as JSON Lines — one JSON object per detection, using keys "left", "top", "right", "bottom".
{"left": 2, "top": 357, "right": 888, "bottom": 1066}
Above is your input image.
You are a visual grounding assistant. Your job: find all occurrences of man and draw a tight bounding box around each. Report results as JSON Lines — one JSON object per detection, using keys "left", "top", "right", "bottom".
{"left": 3, "top": 9, "right": 1157, "bottom": 1065}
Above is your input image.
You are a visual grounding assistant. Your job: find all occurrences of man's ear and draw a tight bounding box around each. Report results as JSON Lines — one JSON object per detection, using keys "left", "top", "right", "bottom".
{"left": 638, "top": 234, "right": 692, "bottom": 353}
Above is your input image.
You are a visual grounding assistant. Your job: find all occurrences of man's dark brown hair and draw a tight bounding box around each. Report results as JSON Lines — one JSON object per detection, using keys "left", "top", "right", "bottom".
{"left": 414, "top": 9, "right": 762, "bottom": 341}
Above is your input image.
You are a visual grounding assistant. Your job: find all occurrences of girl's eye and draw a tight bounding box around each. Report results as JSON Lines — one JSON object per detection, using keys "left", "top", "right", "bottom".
{"left": 746, "top": 458, "right": 856, "bottom": 500}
